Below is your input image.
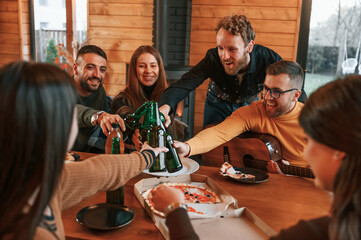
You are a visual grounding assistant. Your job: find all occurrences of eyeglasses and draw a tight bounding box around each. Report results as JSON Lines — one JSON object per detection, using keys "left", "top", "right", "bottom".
{"left": 259, "top": 84, "right": 298, "bottom": 99}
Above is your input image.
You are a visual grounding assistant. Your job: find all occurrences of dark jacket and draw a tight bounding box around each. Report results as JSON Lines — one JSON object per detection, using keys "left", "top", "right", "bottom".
{"left": 159, "top": 45, "right": 282, "bottom": 113}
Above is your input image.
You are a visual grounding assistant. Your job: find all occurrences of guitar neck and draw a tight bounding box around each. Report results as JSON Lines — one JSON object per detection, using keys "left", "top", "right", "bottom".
{"left": 243, "top": 158, "right": 314, "bottom": 178}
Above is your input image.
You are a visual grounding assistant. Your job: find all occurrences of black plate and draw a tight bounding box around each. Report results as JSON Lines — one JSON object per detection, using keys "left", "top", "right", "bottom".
{"left": 71, "top": 152, "right": 80, "bottom": 161}
{"left": 76, "top": 203, "right": 134, "bottom": 230}
{"left": 228, "top": 167, "right": 269, "bottom": 183}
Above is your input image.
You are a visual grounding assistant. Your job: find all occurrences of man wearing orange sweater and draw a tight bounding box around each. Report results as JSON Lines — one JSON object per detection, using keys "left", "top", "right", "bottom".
{"left": 175, "top": 60, "right": 308, "bottom": 173}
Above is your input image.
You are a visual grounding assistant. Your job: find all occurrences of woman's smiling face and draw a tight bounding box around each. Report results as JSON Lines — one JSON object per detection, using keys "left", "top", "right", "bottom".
{"left": 136, "top": 52, "right": 159, "bottom": 86}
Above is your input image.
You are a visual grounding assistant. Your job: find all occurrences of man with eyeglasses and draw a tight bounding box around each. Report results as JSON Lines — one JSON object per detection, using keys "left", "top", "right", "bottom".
{"left": 72, "top": 45, "right": 125, "bottom": 152}
{"left": 174, "top": 60, "right": 308, "bottom": 174}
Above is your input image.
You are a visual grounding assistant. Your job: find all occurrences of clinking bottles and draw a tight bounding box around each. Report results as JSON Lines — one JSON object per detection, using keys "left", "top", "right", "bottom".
{"left": 122, "top": 102, "right": 150, "bottom": 141}
{"left": 148, "top": 101, "right": 166, "bottom": 172}
{"left": 139, "top": 103, "right": 152, "bottom": 144}
{"left": 165, "top": 132, "right": 183, "bottom": 173}
{"left": 105, "top": 123, "right": 125, "bottom": 205}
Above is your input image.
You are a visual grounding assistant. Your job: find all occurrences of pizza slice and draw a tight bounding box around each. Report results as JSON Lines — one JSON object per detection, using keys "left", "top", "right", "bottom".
{"left": 142, "top": 182, "right": 222, "bottom": 217}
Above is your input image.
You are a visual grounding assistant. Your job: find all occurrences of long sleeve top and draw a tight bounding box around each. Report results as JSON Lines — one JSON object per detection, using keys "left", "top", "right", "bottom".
{"left": 159, "top": 46, "right": 282, "bottom": 113}
{"left": 34, "top": 150, "right": 155, "bottom": 239}
{"left": 187, "top": 101, "right": 307, "bottom": 168}
{"left": 73, "top": 85, "right": 111, "bottom": 151}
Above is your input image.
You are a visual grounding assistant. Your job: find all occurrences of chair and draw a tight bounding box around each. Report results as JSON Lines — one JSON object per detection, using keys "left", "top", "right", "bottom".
{"left": 342, "top": 30, "right": 361, "bottom": 75}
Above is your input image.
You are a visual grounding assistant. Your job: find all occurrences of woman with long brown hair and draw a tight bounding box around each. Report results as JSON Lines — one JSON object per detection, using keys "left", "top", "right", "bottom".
{"left": 0, "top": 61, "right": 166, "bottom": 239}
{"left": 111, "top": 45, "right": 188, "bottom": 148}
{"left": 111, "top": 45, "right": 168, "bottom": 116}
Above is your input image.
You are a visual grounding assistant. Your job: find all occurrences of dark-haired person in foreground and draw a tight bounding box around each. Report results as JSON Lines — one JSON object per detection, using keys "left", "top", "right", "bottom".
{"left": 72, "top": 44, "right": 124, "bottom": 152}
{"left": 153, "top": 74, "right": 361, "bottom": 240}
{"left": 0, "top": 61, "right": 167, "bottom": 239}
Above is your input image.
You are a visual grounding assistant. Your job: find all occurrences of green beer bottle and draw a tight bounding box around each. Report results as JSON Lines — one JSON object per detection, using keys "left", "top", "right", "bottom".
{"left": 165, "top": 132, "right": 183, "bottom": 173}
{"left": 105, "top": 123, "right": 125, "bottom": 205}
{"left": 157, "top": 112, "right": 183, "bottom": 173}
{"left": 139, "top": 102, "right": 153, "bottom": 144}
{"left": 148, "top": 101, "right": 166, "bottom": 172}
{"left": 122, "top": 101, "right": 150, "bottom": 141}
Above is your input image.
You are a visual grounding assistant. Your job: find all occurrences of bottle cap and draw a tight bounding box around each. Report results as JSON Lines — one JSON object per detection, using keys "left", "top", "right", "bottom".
{"left": 111, "top": 123, "right": 120, "bottom": 128}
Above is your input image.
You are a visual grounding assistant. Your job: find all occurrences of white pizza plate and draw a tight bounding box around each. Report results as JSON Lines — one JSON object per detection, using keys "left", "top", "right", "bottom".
{"left": 143, "top": 158, "right": 199, "bottom": 176}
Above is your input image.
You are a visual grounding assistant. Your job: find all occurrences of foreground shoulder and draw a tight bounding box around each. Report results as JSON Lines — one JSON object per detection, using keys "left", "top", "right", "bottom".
{"left": 270, "top": 216, "right": 330, "bottom": 240}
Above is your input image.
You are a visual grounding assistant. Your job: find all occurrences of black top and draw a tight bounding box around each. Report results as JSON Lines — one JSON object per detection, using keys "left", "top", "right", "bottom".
{"left": 270, "top": 216, "right": 330, "bottom": 240}
{"left": 167, "top": 208, "right": 199, "bottom": 240}
{"left": 159, "top": 45, "right": 282, "bottom": 113}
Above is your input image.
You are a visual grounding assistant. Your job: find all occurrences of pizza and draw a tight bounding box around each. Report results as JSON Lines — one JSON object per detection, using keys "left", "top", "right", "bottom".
{"left": 220, "top": 162, "right": 255, "bottom": 181}
{"left": 64, "top": 152, "right": 80, "bottom": 162}
{"left": 142, "top": 182, "right": 222, "bottom": 217}
{"left": 65, "top": 152, "right": 75, "bottom": 161}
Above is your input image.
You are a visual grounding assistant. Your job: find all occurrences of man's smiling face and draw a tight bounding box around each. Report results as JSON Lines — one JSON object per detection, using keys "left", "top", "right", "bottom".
{"left": 216, "top": 28, "right": 253, "bottom": 75}
{"left": 263, "top": 73, "right": 300, "bottom": 117}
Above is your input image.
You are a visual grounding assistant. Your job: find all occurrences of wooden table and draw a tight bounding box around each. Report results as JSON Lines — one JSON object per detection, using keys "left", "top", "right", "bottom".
{"left": 62, "top": 152, "right": 331, "bottom": 240}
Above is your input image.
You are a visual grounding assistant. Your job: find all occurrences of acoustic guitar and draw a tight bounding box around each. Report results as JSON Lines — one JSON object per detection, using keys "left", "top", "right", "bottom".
{"left": 201, "top": 131, "right": 314, "bottom": 178}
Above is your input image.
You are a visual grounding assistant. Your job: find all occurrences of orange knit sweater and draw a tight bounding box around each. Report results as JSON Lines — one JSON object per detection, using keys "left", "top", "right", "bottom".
{"left": 187, "top": 101, "right": 307, "bottom": 168}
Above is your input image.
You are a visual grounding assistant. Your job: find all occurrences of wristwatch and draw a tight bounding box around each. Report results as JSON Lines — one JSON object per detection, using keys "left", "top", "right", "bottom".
{"left": 164, "top": 202, "right": 188, "bottom": 217}
{"left": 90, "top": 111, "right": 105, "bottom": 126}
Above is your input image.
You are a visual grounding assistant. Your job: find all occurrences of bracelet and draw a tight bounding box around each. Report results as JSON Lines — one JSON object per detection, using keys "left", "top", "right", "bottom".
{"left": 90, "top": 111, "right": 105, "bottom": 126}
{"left": 164, "top": 202, "right": 187, "bottom": 216}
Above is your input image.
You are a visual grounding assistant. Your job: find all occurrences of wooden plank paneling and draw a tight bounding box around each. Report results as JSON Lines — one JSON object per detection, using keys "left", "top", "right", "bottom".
{"left": 105, "top": 50, "right": 133, "bottom": 62}
{"left": 88, "top": 0, "right": 154, "bottom": 95}
{"left": 192, "top": 18, "right": 298, "bottom": 33}
{"left": 0, "top": 0, "right": 29, "bottom": 67}
{"left": 0, "top": 23, "right": 19, "bottom": 33}
{"left": 0, "top": 33, "right": 20, "bottom": 44}
{"left": 89, "top": 16, "right": 152, "bottom": 28}
{"left": 190, "top": 31, "right": 295, "bottom": 47}
{"left": 192, "top": 0, "right": 299, "bottom": 7}
{"left": 192, "top": 6, "right": 298, "bottom": 20}
{"left": 90, "top": 0, "right": 151, "bottom": 3}
{"left": 89, "top": 3, "right": 153, "bottom": 16}
{"left": 0, "top": 53, "right": 19, "bottom": 64}
{"left": 0, "top": 12, "right": 18, "bottom": 23}
{"left": 190, "top": 0, "right": 303, "bottom": 134}
{"left": 88, "top": 27, "right": 152, "bottom": 40}
{"left": 107, "top": 62, "right": 126, "bottom": 74}
{"left": 0, "top": 1, "right": 18, "bottom": 12}
{"left": 0, "top": 43, "right": 20, "bottom": 54}
{"left": 89, "top": 39, "right": 153, "bottom": 51}
{"left": 104, "top": 72, "right": 127, "bottom": 84}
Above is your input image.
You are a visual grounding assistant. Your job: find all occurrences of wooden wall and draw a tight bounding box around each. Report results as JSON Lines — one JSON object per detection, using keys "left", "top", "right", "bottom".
{"left": 87, "top": 0, "right": 154, "bottom": 96}
{"left": 1, "top": 0, "right": 303, "bottom": 136}
{"left": 0, "top": 0, "right": 30, "bottom": 68}
{"left": 190, "top": 0, "right": 303, "bottom": 134}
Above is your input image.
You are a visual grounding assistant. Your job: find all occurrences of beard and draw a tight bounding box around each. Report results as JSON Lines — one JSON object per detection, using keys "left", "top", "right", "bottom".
{"left": 263, "top": 99, "right": 295, "bottom": 118}
{"left": 79, "top": 77, "right": 103, "bottom": 93}
{"left": 222, "top": 52, "right": 249, "bottom": 76}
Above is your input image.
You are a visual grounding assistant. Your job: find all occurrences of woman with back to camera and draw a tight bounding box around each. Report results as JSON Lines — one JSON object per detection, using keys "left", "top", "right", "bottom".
{"left": 0, "top": 61, "right": 166, "bottom": 240}
{"left": 152, "top": 74, "right": 361, "bottom": 240}
{"left": 111, "top": 45, "right": 188, "bottom": 149}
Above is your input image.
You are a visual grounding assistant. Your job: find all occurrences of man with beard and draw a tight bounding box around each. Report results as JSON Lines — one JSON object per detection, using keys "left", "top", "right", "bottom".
{"left": 159, "top": 15, "right": 305, "bottom": 129}
{"left": 173, "top": 60, "right": 308, "bottom": 173}
{"left": 72, "top": 45, "right": 124, "bottom": 152}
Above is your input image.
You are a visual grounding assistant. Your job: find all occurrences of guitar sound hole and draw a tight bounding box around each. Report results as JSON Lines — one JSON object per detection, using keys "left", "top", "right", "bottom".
{"left": 243, "top": 155, "right": 255, "bottom": 168}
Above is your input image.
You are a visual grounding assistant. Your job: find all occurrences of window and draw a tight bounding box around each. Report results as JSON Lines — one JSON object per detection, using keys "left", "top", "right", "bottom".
{"left": 40, "top": 22, "right": 48, "bottom": 29}
{"left": 39, "top": 0, "right": 48, "bottom": 7}
{"left": 299, "top": 0, "right": 361, "bottom": 96}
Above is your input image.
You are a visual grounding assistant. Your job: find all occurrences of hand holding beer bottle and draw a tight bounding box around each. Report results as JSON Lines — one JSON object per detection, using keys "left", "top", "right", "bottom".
{"left": 105, "top": 123, "right": 125, "bottom": 205}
